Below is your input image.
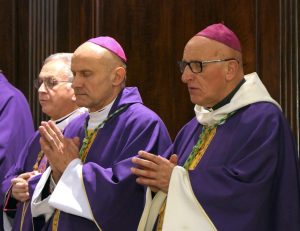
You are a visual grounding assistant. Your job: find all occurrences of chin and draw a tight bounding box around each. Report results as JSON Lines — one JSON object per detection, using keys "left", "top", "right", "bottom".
{"left": 190, "top": 96, "right": 201, "bottom": 105}
{"left": 41, "top": 106, "right": 47, "bottom": 112}
{"left": 75, "top": 99, "right": 86, "bottom": 107}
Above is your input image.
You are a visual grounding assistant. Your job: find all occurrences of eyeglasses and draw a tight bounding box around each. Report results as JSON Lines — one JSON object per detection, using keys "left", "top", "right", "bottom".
{"left": 34, "top": 77, "right": 71, "bottom": 89}
{"left": 178, "top": 58, "right": 239, "bottom": 74}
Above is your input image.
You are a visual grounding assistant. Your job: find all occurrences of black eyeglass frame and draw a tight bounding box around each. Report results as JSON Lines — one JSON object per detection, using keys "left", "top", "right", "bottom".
{"left": 34, "top": 77, "right": 72, "bottom": 89}
{"left": 178, "top": 58, "right": 239, "bottom": 74}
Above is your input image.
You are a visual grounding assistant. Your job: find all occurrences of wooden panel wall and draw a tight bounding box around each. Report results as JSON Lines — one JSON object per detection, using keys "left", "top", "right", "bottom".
{"left": 0, "top": 0, "right": 299, "bottom": 151}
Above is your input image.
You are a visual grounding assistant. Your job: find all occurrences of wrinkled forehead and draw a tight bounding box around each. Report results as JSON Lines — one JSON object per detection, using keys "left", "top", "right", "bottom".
{"left": 183, "top": 36, "right": 216, "bottom": 59}
{"left": 183, "top": 36, "right": 233, "bottom": 60}
{"left": 39, "top": 59, "right": 68, "bottom": 79}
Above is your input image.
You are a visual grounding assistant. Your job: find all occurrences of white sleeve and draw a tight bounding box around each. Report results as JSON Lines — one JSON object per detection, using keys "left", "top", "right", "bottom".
{"left": 48, "top": 158, "right": 93, "bottom": 220}
{"left": 31, "top": 167, "right": 55, "bottom": 222}
{"left": 137, "top": 188, "right": 167, "bottom": 231}
{"left": 3, "top": 211, "right": 12, "bottom": 231}
{"left": 162, "top": 166, "right": 217, "bottom": 231}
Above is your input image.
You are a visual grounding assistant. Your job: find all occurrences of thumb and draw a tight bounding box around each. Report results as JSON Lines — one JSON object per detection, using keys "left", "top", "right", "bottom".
{"left": 72, "top": 137, "right": 81, "bottom": 147}
{"left": 169, "top": 154, "right": 178, "bottom": 165}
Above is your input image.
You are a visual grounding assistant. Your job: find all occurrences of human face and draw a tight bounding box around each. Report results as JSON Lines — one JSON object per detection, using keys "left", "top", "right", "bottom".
{"left": 71, "top": 43, "right": 119, "bottom": 112}
{"left": 38, "top": 60, "right": 76, "bottom": 120}
{"left": 181, "top": 36, "right": 231, "bottom": 107}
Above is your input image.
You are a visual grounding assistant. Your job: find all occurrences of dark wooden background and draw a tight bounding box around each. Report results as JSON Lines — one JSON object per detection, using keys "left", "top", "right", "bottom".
{"left": 0, "top": 0, "right": 299, "bottom": 152}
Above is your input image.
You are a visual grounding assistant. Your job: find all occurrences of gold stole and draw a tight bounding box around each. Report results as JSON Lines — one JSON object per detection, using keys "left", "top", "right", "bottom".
{"left": 156, "top": 126, "right": 217, "bottom": 231}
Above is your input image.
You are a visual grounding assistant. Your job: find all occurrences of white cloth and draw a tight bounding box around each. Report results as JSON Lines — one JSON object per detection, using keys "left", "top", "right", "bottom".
{"left": 137, "top": 189, "right": 167, "bottom": 231}
{"left": 138, "top": 167, "right": 217, "bottom": 231}
{"left": 55, "top": 107, "right": 87, "bottom": 131}
{"left": 195, "top": 72, "right": 281, "bottom": 126}
{"left": 87, "top": 100, "right": 114, "bottom": 130}
{"left": 31, "top": 168, "right": 55, "bottom": 222}
{"left": 31, "top": 159, "right": 94, "bottom": 220}
{"left": 49, "top": 159, "right": 93, "bottom": 219}
{"left": 162, "top": 166, "right": 217, "bottom": 231}
{"left": 3, "top": 211, "right": 13, "bottom": 231}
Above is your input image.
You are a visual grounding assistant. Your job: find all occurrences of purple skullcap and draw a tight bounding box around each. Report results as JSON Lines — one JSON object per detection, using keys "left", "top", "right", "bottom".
{"left": 88, "top": 36, "right": 127, "bottom": 63}
{"left": 196, "top": 23, "right": 241, "bottom": 52}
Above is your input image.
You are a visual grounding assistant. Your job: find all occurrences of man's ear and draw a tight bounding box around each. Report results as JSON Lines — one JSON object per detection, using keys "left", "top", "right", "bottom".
{"left": 112, "top": 67, "right": 126, "bottom": 86}
{"left": 225, "top": 60, "right": 239, "bottom": 81}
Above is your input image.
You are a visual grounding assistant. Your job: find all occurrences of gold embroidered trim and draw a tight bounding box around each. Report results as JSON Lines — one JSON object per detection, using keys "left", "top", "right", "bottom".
{"left": 80, "top": 130, "right": 99, "bottom": 163}
{"left": 189, "top": 127, "right": 216, "bottom": 170}
{"left": 20, "top": 201, "right": 29, "bottom": 231}
{"left": 32, "top": 150, "right": 44, "bottom": 171}
{"left": 52, "top": 210, "right": 60, "bottom": 231}
{"left": 156, "top": 200, "right": 166, "bottom": 231}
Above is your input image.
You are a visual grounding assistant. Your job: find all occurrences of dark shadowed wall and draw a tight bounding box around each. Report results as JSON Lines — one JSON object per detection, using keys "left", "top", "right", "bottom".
{"left": 0, "top": 0, "right": 299, "bottom": 151}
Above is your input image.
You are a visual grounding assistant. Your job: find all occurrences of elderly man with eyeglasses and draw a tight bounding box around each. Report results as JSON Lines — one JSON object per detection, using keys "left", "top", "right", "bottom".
{"left": 1, "top": 53, "right": 86, "bottom": 231}
{"left": 132, "top": 23, "right": 300, "bottom": 231}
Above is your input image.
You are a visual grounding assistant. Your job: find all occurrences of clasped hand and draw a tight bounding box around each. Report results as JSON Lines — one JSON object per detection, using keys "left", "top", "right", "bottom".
{"left": 131, "top": 151, "right": 177, "bottom": 193}
{"left": 11, "top": 171, "right": 38, "bottom": 202}
{"left": 39, "top": 121, "right": 80, "bottom": 182}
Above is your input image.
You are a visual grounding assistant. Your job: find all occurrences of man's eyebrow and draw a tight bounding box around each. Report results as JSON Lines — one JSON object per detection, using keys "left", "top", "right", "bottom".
{"left": 71, "top": 69, "right": 92, "bottom": 73}
{"left": 38, "top": 75, "right": 55, "bottom": 79}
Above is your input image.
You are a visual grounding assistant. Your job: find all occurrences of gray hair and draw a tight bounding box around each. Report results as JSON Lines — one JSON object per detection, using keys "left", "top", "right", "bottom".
{"left": 44, "top": 53, "right": 73, "bottom": 81}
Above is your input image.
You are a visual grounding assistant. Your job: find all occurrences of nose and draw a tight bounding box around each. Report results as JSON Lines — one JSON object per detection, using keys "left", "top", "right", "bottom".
{"left": 181, "top": 68, "right": 194, "bottom": 83}
{"left": 38, "top": 82, "right": 47, "bottom": 93}
{"left": 71, "top": 74, "right": 82, "bottom": 89}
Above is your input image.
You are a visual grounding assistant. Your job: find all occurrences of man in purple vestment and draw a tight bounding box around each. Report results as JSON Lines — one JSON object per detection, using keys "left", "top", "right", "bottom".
{"left": 30, "top": 37, "right": 171, "bottom": 230}
{"left": 131, "top": 23, "right": 300, "bottom": 231}
{"left": 0, "top": 70, "right": 34, "bottom": 230}
{"left": 1, "top": 53, "right": 86, "bottom": 231}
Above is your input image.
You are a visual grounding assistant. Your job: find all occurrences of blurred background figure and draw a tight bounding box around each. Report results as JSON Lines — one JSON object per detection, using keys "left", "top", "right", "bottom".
{"left": 0, "top": 69, "right": 34, "bottom": 230}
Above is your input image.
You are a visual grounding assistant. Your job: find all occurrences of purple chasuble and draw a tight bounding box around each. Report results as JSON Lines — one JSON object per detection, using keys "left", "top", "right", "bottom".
{"left": 31, "top": 87, "right": 171, "bottom": 231}
{"left": 0, "top": 73, "right": 34, "bottom": 230}
{"left": 165, "top": 102, "right": 300, "bottom": 231}
{"left": 1, "top": 132, "right": 41, "bottom": 231}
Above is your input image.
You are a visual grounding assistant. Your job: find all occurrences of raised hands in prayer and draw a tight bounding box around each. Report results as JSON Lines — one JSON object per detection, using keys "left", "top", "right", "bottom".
{"left": 39, "top": 120, "right": 80, "bottom": 183}
{"left": 131, "top": 151, "right": 177, "bottom": 193}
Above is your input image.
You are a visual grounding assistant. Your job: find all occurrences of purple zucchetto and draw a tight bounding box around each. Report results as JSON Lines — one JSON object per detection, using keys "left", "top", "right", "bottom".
{"left": 196, "top": 23, "right": 241, "bottom": 52}
{"left": 88, "top": 36, "right": 127, "bottom": 63}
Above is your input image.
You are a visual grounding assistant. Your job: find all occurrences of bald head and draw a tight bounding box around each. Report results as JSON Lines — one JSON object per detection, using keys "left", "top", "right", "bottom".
{"left": 73, "top": 42, "right": 125, "bottom": 70}
{"left": 88, "top": 36, "right": 127, "bottom": 63}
